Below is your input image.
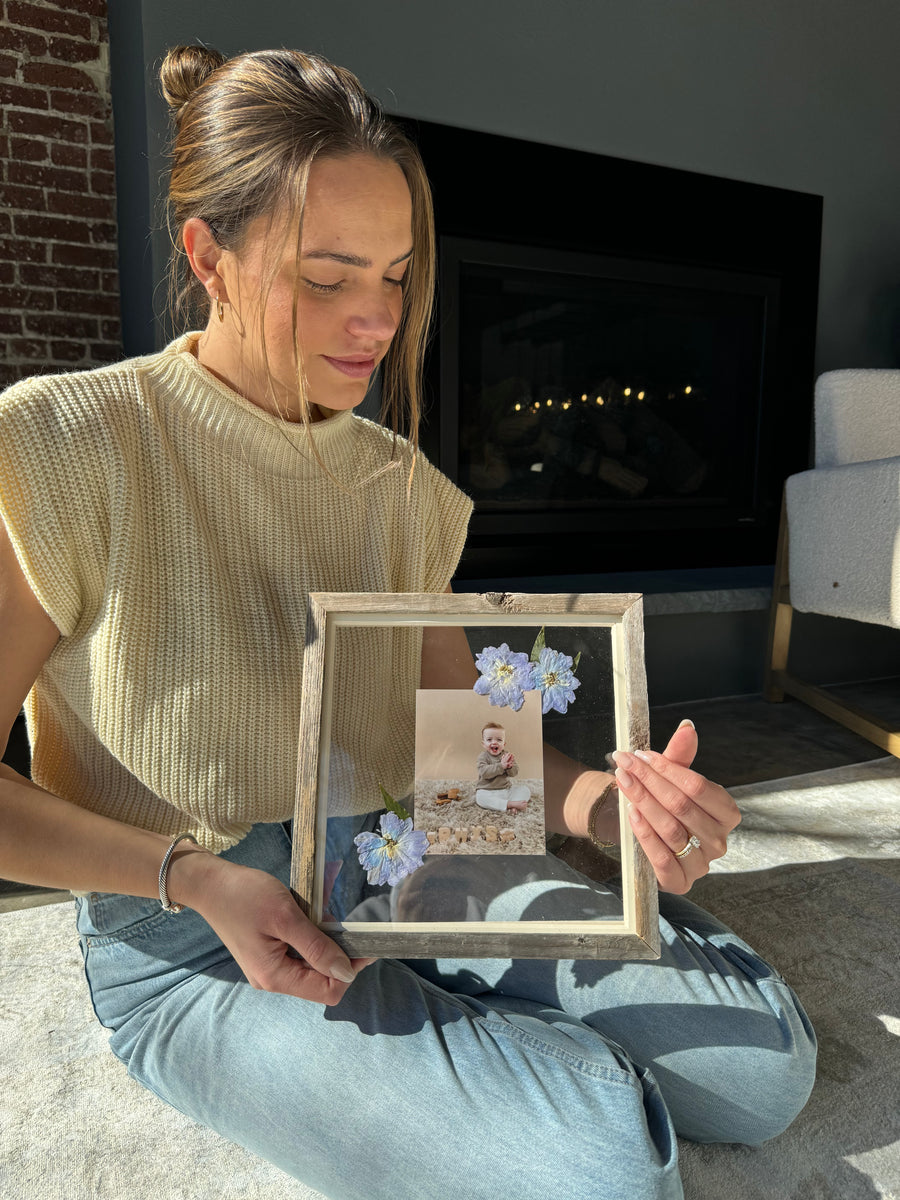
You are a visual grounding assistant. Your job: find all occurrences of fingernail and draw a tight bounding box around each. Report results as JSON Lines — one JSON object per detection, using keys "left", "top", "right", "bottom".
{"left": 633, "top": 750, "right": 654, "bottom": 763}
{"left": 615, "top": 767, "right": 634, "bottom": 790}
{"left": 678, "top": 718, "right": 696, "bottom": 730}
{"left": 330, "top": 964, "right": 356, "bottom": 984}
{"left": 613, "top": 750, "right": 634, "bottom": 770}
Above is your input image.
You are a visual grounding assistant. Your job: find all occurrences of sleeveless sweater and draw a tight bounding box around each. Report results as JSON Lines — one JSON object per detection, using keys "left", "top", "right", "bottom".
{"left": 0, "top": 334, "right": 472, "bottom": 851}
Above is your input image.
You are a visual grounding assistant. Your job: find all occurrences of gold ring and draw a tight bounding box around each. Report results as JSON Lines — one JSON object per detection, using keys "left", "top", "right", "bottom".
{"left": 674, "top": 834, "right": 701, "bottom": 860}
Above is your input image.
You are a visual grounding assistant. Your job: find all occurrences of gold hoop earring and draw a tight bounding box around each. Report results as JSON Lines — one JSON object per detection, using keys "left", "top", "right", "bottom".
{"left": 216, "top": 297, "right": 225, "bottom": 323}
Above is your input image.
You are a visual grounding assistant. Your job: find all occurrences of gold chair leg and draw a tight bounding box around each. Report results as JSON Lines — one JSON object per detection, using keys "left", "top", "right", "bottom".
{"left": 772, "top": 670, "right": 900, "bottom": 757}
{"left": 763, "top": 488, "right": 900, "bottom": 757}
{"left": 764, "top": 490, "right": 792, "bottom": 702}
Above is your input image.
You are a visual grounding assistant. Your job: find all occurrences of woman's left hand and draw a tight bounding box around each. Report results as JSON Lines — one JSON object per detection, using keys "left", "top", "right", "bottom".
{"left": 612, "top": 720, "right": 740, "bottom": 894}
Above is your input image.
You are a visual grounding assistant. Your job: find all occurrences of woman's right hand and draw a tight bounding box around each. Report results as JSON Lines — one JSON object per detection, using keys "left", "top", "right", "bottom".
{"left": 172, "top": 850, "right": 373, "bottom": 1005}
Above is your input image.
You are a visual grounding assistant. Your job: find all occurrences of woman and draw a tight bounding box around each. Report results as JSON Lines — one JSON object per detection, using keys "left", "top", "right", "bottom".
{"left": 0, "top": 45, "right": 815, "bottom": 1199}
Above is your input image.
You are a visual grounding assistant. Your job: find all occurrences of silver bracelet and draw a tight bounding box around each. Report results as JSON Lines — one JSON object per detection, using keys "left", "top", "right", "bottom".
{"left": 159, "top": 833, "right": 199, "bottom": 913}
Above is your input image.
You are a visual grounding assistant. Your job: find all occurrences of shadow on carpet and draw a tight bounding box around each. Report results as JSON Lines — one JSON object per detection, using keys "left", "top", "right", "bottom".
{"left": 679, "top": 855, "right": 900, "bottom": 1200}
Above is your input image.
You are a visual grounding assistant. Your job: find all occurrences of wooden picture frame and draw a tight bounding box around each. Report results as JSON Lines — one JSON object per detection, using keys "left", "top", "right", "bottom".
{"left": 290, "top": 592, "right": 659, "bottom": 960}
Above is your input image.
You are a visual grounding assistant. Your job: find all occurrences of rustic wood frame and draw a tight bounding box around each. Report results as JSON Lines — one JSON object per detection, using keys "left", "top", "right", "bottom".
{"left": 290, "top": 592, "right": 659, "bottom": 960}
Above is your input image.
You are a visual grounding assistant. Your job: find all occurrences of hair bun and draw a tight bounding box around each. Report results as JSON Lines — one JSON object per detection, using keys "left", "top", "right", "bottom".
{"left": 160, "top": 44, "right": 226, "bottom": 121}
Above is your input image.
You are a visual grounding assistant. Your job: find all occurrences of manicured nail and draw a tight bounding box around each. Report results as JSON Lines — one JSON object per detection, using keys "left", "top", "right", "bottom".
{"left": 330, "top": 963, "right": 356, "bottom": 984}
{"left": 612, "top": 750, "right": 634, "bottom": 770}
{"left": 633, "top": 750, "right": 655, "bottom": 763}
{"left": 615, "top": 767, "right": 634, "bottom": 790}
{"left": 678, "top": 718, "right": 695, "bottom": 730}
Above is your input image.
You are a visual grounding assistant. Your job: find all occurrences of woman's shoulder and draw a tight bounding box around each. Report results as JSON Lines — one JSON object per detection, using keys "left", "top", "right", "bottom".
{"left": 348, "top": 415, "right": 472, "bottom": 504}
{"left": 0, "top": 353, "right": 153, "bottom": 429}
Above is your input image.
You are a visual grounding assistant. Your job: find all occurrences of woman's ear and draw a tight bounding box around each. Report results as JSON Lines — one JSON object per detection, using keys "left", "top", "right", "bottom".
{"left": 183, "top": 218, "right": 227, "bottom": 303}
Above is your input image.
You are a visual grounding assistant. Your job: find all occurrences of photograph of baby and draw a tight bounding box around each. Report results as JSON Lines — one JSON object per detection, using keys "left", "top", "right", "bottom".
{"left": 413, "top": 689, "right": 546, "bottom": 855}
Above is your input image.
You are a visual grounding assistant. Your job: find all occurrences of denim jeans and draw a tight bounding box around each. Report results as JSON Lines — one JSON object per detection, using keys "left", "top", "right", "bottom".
{"left": 75, "top": 822, "right": 816, "bottom": 1200}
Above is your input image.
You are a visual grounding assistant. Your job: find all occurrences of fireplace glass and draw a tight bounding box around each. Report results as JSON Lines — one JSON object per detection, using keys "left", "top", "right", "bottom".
{"left": 443, "top": 239, "right": 777, "bottom": 522}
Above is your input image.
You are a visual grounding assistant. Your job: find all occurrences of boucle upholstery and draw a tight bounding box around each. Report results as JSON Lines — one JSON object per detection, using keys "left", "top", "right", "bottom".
{"left": 786, "top": 370, "right": 900, "bottom": 629}
{"left": 814, "top": 368, "right": 900, "bottom": 467}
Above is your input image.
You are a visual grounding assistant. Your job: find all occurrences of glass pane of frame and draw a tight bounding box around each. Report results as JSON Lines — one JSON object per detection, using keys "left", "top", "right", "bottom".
{"left": 291, "top": 592, "right": 660, "bottom": 960}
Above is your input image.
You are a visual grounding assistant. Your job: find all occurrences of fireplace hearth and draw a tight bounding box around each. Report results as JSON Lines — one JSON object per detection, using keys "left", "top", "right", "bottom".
{"left": 398, "top": 118, "right": 822, "bottom": 579}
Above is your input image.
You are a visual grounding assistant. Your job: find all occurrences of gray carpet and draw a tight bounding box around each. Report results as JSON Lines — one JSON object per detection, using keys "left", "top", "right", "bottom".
{"left": 2, "top": 757, "right": 899, "bottom": 1199}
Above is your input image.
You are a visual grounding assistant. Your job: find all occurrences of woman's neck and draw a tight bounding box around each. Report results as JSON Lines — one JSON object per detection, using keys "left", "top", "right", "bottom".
{"left": 192, "top": 323, "right": 327, "bottom": 423}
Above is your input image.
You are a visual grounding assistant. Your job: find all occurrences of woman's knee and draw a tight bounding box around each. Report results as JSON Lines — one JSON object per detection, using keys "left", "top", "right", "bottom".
{"left": 671, "top": 1011, "right": 817, "bottom": 1146}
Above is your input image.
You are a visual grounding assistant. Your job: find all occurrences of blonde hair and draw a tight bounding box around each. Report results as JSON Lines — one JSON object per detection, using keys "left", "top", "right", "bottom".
{"left": 159, "top": 45, "right": 435, "bottom": 447}
{"left": 482, "top": 723, "right": 505, "bottom": 737}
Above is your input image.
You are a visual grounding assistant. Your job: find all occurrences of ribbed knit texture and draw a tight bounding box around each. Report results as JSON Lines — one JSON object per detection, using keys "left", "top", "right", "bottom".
{"left": 0, "top": 334, "right": 472, "bottom": 851}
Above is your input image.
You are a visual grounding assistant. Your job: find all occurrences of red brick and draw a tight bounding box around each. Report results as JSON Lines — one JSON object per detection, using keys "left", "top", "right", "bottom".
{"left": 89, "top": 146, "right": 114, "bottom": 173}
{"left": 10, "top": 336, "right": 47, "bottom": 357}
{"left": 8, "top": 161, "right": 84, "bottom": 191}
{"left": 49, "top": 339, "right": 88, "bottom": 361}
{"left": 5, "top": 362, "right": 60, "bottom": 381}
{"left": 6, "top": 3, "right": 92, "bottom": 41}
{"left": 50, "top": 142, "right": 87, "bottom": 169}
{"left": 0, "top": 213, "right": 12, "bottom": 235}
{"left": 25, "top": 313, "right": 98, "bottom": 338}
{"left": 89, "top": 169, "right": 115, "bottom": 196}
{"left": 52, "top": 242, "right": 115, "bottom": 268}
{"left": 0, "top": 312, "right": 24, "bottom": 333}
{"left": 101, "top": 270, "right": 119, "bottom": 292}
{"left": 23, "top": 62, "right": 95, "bottom": 92}
{"left": 0, "top": 26, "right": 49, "bottom": 56}
{"left": 14, "top": 212, "right": 91, "bottom": 242}
{"left": 47, "top": 34, "right": 103, "bottom": 64}
{"left": 89, "top": 340, "right": 121, "bottom": 362}
{"left": 10, "top": 136, "right": 49, "bottom": 163}
{"left": 8, "top": 109, "right": 89, "bottom": 143}
{"left": 47, "top": 191, "right": 114, "bottom": 220}
{"left": 100, "top": 318, "right": 120, "bottom": 340}
{"left": 50, "top": 89, "right": 107, "bottom": 119}
{"left": 0, "top": 365, "right": 24, "bottom": 389}
{"left": 0, "top": 81, "right": 49, "bottom": 110}
{"left": 0, "top": 262, "right": 15, "bottom": 283}
{"left": 57, "top": 289, "right": 119, "bottom": 317}
{"left": 89, "top": 119, "right": 113, "bottom": 145}
{"left": 0, "top": 133, "right": 9, "bottom": 160}
{"left": 21, "top": 262, "right": 98, "bottom": 289}
{"left": 0, "top": 52, "right": 18, "bottom": 78}
{"left": 0, "top": 285, "right": 54, "bottom": 310}
{"left": 0, "top": 183, "right": 45, "bottom": 211}
{"left": 89, "top": 222, "right": 116, "bottom": 245}
{"left": 75, "top": 0, "right": 110, "bottom": 19}
{"left": 0, "top": 237, "right": 48, "bottom": 264}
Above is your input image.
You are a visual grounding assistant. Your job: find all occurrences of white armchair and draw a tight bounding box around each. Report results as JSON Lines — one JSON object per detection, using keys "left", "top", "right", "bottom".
{"left": 765, "top": 369, "right": 900, "bottom": 756}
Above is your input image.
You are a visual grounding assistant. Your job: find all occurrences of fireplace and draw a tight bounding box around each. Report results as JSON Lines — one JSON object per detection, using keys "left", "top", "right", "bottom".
{"left": 398, "top": 118, "right": 822, "bottom": 579}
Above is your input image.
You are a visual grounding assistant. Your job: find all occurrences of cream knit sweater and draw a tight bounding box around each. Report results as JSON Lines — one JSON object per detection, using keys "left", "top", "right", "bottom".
{"left": 0, "top": 334, "right": 472, "bottom": 851}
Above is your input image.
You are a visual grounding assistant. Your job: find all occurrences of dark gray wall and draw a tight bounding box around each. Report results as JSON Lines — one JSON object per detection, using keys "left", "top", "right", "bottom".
{"left": 111, "top": 0, "right": 900, "bottom": 371}
{"left": 106, "top": 1, "right": 900, "bottom": 701}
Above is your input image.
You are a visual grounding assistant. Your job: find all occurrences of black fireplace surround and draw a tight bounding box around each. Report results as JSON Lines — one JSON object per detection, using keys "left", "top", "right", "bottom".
{"left": 397, "top": 118, "right": 822, "bottom": 580}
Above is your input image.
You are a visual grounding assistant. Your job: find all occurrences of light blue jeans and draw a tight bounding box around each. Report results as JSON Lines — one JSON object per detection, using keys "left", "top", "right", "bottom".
{"left": 75, "top": 822, "right": 815, "bottom": 1200}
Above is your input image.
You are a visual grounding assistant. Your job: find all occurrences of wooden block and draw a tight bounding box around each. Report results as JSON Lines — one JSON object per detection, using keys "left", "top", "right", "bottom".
{"left": 500, "top": 829, "right": 516, "bottom": 842}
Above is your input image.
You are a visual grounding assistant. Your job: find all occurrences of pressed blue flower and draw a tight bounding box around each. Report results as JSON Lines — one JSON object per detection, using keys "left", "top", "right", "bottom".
{"left": 354, "top": 812, "right": 429, "bottom": 887}
{"left": 532, "top": 646, "right": 580, "bottom": 714}
{"left": 473, "top": 642, "right": 535, "bottom": 711}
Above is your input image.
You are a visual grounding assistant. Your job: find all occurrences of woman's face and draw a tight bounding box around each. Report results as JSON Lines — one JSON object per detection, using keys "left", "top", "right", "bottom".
{"left": 217, "top": 153, "right": 414, "bottom": 420}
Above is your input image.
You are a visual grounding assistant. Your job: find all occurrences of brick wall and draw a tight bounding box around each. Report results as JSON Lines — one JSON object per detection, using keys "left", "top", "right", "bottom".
{"left": 0, "top": 0, "right": 122, "bottom": 391}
